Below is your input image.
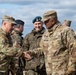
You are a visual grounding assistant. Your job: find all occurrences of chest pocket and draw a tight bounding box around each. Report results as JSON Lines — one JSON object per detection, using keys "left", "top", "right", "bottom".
{"left": 49, "top": 33, "right": 67, "bottom": 56}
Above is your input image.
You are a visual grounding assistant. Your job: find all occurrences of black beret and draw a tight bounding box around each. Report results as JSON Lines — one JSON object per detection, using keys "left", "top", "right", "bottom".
{"left": 15, "top": 19, "right": 24, "bottom": 26}
{"left": 32, "top": 16, "right": 42, "bottom": 23}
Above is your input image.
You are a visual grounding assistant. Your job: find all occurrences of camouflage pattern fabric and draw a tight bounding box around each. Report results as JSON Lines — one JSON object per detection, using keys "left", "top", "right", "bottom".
{"left": 24, "top": 27, "right": 45, "bottom": 50}
{"left": 0, "top": 72, "right": 5, "bottom": 75}
{"left": 23, "top": 27, "right": 46, "bottom": 75}
{"left": 11, "top": 30, "right": 24, "bottom": 46}
{"left": 0, "top": 28, "right": 22, "bottom": 72}
{"left": 11, "top": 30, "right": 25, "bottom": 75}
{"left": 29, "top": 21, "right": 76, "bottom": 75}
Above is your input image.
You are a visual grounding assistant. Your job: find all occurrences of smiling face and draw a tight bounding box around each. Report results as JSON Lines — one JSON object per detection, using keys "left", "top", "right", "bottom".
{"left": 34, "top": 21, "right": 43, "bottom": 31}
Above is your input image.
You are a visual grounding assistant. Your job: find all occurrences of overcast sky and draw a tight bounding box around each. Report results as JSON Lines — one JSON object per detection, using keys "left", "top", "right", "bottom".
{"left": 0, "top": 0, "right": 76, "bottom": 37}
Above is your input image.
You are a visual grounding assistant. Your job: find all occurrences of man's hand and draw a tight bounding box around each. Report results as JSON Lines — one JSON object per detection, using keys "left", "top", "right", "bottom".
{"left": 13, "top": 41, "right": 21, "bottom": 47}
{"left": 23, "top": 51, "right": 32, "bottom": 60}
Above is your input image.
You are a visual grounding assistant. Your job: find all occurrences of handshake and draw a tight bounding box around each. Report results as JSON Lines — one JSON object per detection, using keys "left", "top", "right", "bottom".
{"left": 22, "top": 51, "right": 32, "bottom": 60}
{"left": 13, "top": 41, "right": 33, "bottom": 60}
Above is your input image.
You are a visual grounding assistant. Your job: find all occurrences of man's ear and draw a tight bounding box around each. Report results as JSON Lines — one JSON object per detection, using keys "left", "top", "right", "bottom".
{"left": 3, "top": 21, "right": 6, "bottom": 26}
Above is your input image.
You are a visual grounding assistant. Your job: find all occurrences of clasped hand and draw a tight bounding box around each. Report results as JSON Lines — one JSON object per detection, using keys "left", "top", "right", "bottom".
{"left": 23, "top": 51, "right": 32, "bottom": 60}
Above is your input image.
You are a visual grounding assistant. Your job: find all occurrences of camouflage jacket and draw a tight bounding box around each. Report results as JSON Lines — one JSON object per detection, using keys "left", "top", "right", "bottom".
{"left": 11, "top": 30, "right": 24, "bottom": 46}
{"left": 29, "top": 21, "right": 76, "bottom": 75}
{"left": 23, "top": 27, "right": 45, "bottom": 70}
{"left": 0, "top": 28, "right": 22, "bottom": 72}
{"left": 11, "top": 30, "right": 25, "bottom": 70}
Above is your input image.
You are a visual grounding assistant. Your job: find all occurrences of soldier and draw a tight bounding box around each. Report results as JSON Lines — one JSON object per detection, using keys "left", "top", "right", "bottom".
{"left": 62, "top": 20, "right": 71, "bottom": 27}
{"left": 11, "top": 19, "right": 24, "bottom": 46}
{"left": 0, "top": 15, "right": 23, "bottom": 75}
{"left": 26, "top": 10, "right": 76, "bottom": 75}
{"left": 23, "top": 16, "right": 46, "bottom": 75}
{"left": 11, "top": 19, "right": 25, "bottom": 75}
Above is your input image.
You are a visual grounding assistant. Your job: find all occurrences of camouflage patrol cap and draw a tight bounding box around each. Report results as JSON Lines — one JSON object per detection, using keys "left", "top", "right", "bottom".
{"left": 42, "top": 10, "right": 57, "bottom": 22}
{"left": 64, "top": 20, "right": 71, "bottom": 25}
{"left": 32, "top": 16, "right": 42, "bottom": 23}
{"left": 3, "top": 15, "right": 16, "bottom": 24}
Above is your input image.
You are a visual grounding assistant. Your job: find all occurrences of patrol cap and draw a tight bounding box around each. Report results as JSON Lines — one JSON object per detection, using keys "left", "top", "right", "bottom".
{"left": 64, "top": 20, "right": 71, "bottom": 25}
{"left": 42, "top": 10, "right": 57, "bottom": 22}
{"left": 15, "top": 20, "right": 24, "bottom": 26}
{"left": 32, "top": 16, "right": 42, "bottom": 23}
{"left": 3, "top": 15, "right": 16, "bottom": 24}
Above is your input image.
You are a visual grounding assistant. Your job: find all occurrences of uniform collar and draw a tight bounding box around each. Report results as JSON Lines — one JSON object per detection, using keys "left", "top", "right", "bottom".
{"left": 12, "top": 30, "right": 23, "bottom": 36}
{"left": 0, "top": 28, "right": 10, "bottom": 36}
{"left": 48, "top": 21, "right": 61, "bottom": 32}
{"left": 32, "top": 27, "right": 45, "bottom": 34}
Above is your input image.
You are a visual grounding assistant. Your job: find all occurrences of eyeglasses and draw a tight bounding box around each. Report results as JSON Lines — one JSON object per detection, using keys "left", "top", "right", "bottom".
{"left": 44, "top": 19, "right": 50, "bottom": 24}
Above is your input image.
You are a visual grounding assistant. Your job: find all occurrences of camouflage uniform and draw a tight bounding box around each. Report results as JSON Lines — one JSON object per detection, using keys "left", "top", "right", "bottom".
{"left": 29, "top": 21, "right": 76, "bottom": 75}
{"left": 23, "top": 27, "right": 46, "bottom": 75}
{"left": 11, "top": 30, "right": 24, "bottom": 46}
{"left": 11, "top": 29, "right": 25, "bottom": 75}
{"left": 0, "top": 28, "right": 22, "bottom": 74}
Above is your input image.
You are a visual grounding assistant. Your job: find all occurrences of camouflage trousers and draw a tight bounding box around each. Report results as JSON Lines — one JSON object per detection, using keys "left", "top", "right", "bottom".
{"left": 0, "top": 72, "right": 11, "bottom": 75}
{"left": 24, "top": 70, "right": 38, "bottom": 75}
{"left": 0, "top": 72, "right": 5, "bottom": 75}
{"left": 46, "top": 73, "right": 76, "bottom": 75}
{"left": 24, "top": 69, "right": 47, "bottom": 75}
